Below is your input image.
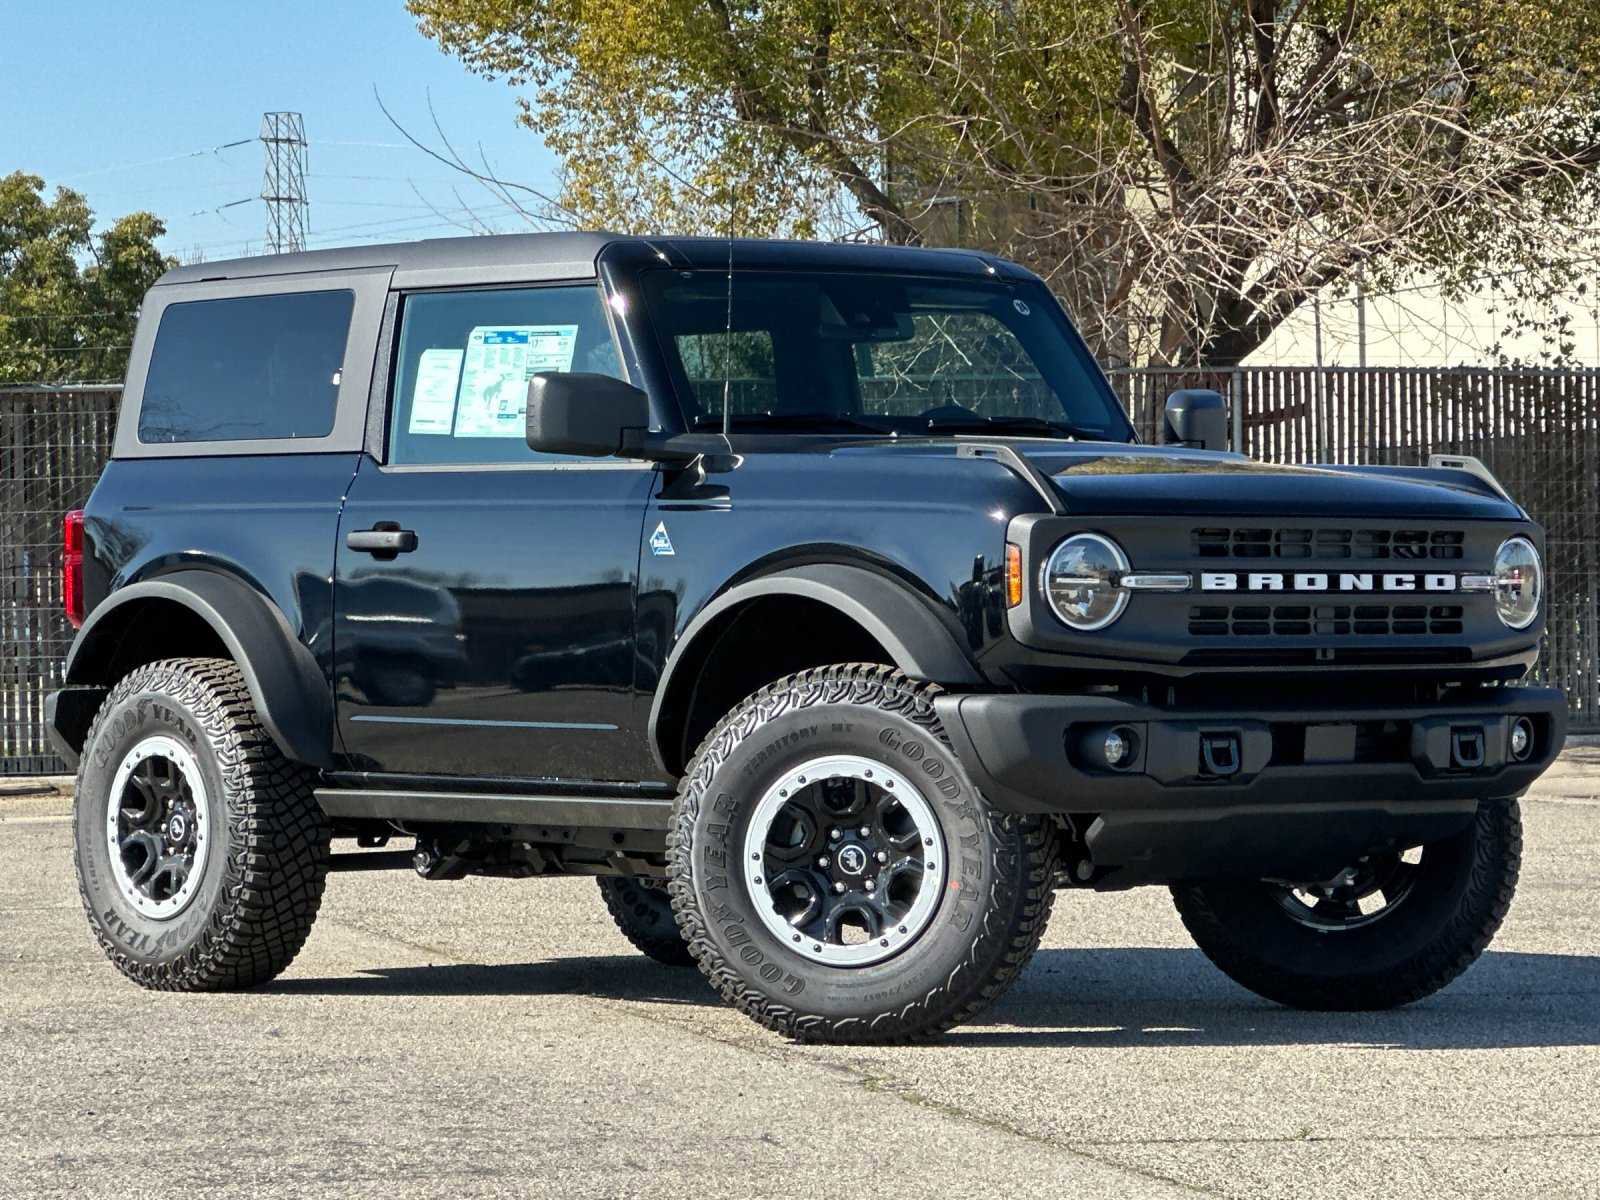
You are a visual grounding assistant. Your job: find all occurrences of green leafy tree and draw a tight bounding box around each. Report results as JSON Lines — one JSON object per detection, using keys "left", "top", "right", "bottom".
{"left": 409, "top": 1, "right": 1600, "bottom": 365}
{"left": 0, "top": 172, "right": 175, "bottom": 384}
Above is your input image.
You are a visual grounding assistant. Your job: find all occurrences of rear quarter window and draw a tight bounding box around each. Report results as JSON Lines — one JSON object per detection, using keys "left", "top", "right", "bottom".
{"left": 137, "top": 290, "right": 354, "bottom": 443}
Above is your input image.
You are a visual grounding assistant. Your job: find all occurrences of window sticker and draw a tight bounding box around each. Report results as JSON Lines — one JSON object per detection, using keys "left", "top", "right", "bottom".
{"left": 408, "top": 347, "right": 464, "bottom": 434}
{"left": 454, "top": 324, "right": 579, "bottom": 438}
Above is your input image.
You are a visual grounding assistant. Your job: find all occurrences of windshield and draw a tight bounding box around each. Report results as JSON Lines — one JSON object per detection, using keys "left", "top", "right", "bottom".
{"left": 639, "top": 269, "right": 1133, "bottom": 441}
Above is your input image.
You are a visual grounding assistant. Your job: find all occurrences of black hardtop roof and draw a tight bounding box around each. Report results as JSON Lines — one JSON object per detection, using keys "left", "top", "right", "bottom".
{"left": 155, "top": 232, "right": 1031, "bottom": 287}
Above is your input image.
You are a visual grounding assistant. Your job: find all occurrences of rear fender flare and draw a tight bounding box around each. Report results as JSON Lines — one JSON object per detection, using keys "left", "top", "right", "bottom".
{"left": 60, "top": 569, "right": 332, "bottom": 767}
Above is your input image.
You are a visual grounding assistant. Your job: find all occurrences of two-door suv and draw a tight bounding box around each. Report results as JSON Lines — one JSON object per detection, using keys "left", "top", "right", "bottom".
{"left": 49, "top": 233, "right": 1564, "bottom": 1042}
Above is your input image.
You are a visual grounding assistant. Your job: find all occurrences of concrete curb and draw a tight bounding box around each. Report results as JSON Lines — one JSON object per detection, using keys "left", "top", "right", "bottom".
{"left": 0, "top": 775, "right": 75, "bottom": 799}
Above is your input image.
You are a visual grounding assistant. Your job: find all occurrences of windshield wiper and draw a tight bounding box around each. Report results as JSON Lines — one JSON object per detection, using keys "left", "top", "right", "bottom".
{"left": 924, "top": 414, "right": 1097, "bottom": 440}
{"left": 690, "top": 412, "right": 889, "bottom": 434}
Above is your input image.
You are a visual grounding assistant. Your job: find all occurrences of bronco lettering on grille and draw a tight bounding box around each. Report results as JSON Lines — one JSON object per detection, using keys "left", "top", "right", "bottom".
{"left": 1199, "top": 572, "right": 1462, "bottom": 593}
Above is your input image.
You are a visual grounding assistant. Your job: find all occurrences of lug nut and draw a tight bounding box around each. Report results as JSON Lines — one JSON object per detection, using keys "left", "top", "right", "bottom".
{"left": 833, "top": 881, "right": 846, "bottom": 894}
{"left": 875, "top": 850, "right": 888, "bottom": 863}
{"left": 858, "top": 825, "right": 870, "bottom": 837}
{"left": 830, "top": 828, "right": 842, "bottom": 841}
{"left": 817, "top": 855, "right": 830, "bottom": 868}
{"left": 864, "top": 879, "right": 875, "bottom": 892}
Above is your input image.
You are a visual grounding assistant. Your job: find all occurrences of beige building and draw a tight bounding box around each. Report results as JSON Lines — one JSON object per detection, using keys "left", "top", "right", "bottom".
{"left": 1246, "top": 275, "right": 1600, "bottom": 368}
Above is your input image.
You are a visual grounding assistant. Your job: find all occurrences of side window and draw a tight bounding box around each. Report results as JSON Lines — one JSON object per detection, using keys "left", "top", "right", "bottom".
{"left": 388, "top": 284, "right": 623, "bottom": 465}
{"left": 138, "top": 290, "right": 353, "bottom": 443}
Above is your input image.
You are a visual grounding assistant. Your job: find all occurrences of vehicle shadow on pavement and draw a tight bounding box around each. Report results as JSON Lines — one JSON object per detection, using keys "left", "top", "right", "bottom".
{"left": 268, "top": 954, "right": 718, "bottom": 1007}
{"left": 958, "top": 947, "right": 1600, "bottom": 1050}
{"left": 266, "top": 946, "right": 1600, "bottom": 1048}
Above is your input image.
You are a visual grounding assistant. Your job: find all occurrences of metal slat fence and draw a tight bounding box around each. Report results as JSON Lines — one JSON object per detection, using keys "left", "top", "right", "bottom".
{"left": 1, "top": 387, "right": 120, "bottom": 773}
{"left": 3, "top": 371, "right": 1597, "bottom": 773}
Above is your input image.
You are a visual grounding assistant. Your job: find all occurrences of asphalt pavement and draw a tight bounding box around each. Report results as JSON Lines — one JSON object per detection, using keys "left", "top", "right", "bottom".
{"left": 3, "top": 748, "right": 1598, "bottom": 1198}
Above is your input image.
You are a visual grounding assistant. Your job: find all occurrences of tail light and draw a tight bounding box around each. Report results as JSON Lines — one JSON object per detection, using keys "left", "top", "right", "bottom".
{"left": 63, "top": 508, "right": 85, "bottom": 628}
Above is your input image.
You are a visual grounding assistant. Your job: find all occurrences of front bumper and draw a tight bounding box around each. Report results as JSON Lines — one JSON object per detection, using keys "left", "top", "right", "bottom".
{"left": 936, "top": 686, "right": 1566, "bottom": 886}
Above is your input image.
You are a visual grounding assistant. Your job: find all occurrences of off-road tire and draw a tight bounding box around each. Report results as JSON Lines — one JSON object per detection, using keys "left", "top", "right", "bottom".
{"left": 1171, "top": 799, "right": 1521, "bottom": 1010}
{"left": 74, "top": 657, "right": 331, "bottom": 991}
{"left": 667, "top": 664, "right": 1056, "bottom": 1044}
{"left": 597, "top": 875, "right": 695, "bottom": 966}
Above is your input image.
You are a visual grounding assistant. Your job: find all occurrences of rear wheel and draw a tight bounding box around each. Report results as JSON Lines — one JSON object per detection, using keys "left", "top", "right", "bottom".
{"left": 1171, "top": 799, "right": 1520, "bottom": 1010}
{"left": 668, "top": 664, "right": 1056, "bottom": 1044}
{"left": 597, "top": 875, "right": 694, "bottom": 966}
{"left": 73, "top": 657, "right": 330, "bottom": 991}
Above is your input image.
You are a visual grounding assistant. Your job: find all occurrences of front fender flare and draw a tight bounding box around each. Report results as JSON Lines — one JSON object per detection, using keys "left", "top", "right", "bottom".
{"left": 57, "top": 570, "right": 332, "bottom": 768}
{"left": 647, "top": 563, "right": 982, "bottom": 774}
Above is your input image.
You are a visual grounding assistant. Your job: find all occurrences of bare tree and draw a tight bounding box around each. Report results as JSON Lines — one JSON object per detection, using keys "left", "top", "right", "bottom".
{"left": 410, "top": 0, "right": 1600, "bottom": 365}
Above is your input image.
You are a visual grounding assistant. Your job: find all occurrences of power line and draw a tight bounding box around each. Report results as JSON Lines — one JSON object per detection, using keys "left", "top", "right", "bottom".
{"left": 180, "top": 198, "right": 525, "bottom": 255}
{"left": 54, "top": 139, "right": 255, "bottom": 182}
{"left": 308, "top": 139, "right": 411, "bottom": 150}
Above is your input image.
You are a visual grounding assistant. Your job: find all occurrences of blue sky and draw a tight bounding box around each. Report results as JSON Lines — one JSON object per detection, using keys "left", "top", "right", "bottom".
{"left": 0, "top": 1, "right": 561, "bottom": 260}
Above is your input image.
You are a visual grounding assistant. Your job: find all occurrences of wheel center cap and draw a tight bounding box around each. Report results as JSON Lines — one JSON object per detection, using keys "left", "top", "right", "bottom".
{"left": 836, "top": 844, "right": 868, "bottom": 876}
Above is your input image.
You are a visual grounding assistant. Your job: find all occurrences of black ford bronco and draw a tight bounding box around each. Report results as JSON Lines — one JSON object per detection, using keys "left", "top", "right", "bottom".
{"left": 49, "top": 233, "right": 1564, "bottom": 1043}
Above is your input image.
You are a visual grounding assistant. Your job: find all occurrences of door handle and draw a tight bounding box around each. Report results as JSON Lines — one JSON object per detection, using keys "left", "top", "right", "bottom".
{"left": 347, "top": 523, "right": 418, "bottom": 559}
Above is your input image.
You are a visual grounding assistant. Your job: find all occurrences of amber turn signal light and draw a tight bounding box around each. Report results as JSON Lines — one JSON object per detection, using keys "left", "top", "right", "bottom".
{"left": 1005, "top": 543, "right": 1023, "bottom": 608}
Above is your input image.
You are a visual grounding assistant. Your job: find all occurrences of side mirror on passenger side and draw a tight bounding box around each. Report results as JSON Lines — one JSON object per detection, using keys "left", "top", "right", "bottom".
{"left": 526, "top": 373, "right": 651, "bottom": 458}
{"left": 1162, "top": 389, "right": 1229, "bottom": 452}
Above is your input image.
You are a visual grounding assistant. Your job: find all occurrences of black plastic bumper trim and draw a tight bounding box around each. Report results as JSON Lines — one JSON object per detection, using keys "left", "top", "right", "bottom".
{"left": 935, "top": 687, "right": 1568, "bottom": 817}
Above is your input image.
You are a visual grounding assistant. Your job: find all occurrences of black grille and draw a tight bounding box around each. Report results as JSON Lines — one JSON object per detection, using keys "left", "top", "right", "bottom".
{"left": 1192, "top": 527, "right": 1465, "bottom": 561}
{"left": 1188, "top": 603, "right": 1466, "bottom": 638}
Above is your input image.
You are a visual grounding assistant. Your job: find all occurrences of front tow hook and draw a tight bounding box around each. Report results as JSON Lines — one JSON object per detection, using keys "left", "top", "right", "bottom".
{"left": 1200, "top": 732, "right": 1242, "bottom": 778}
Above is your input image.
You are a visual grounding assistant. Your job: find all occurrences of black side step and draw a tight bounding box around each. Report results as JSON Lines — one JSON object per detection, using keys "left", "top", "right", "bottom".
{"left": 314, "top": 788, "right": 673, "bottom": 830}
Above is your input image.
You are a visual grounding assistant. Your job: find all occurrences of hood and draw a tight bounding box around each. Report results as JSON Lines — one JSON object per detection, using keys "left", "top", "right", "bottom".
{"left": 1008, "top": 442, "right": 1522, "bottom": 520}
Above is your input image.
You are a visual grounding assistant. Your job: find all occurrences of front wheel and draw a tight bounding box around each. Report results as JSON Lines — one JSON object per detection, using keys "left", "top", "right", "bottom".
{"left": 1172, "top": 799, "right": 1521, "bottom": 1010}
{"left": 668, "top": 665, "right": 1056, "bottom": 1044}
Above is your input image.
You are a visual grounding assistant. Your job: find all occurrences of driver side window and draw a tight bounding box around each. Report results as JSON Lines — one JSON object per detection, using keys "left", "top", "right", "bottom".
{"left": 388, "top": 284, "right": 623, "bottom": 465}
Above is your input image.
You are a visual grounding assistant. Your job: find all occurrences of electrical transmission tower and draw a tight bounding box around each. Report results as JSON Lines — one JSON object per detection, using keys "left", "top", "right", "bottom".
{"left": 260, "top": 112, "right": 308, "bottom": 254}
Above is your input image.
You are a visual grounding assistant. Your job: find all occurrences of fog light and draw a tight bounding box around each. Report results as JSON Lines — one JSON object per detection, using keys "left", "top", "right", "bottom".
{"left": 1510, "top": 717, "right": 1534, "bottom": 761}
{"left": 1103, "top": 726, "right": 1137, "bottom": 770}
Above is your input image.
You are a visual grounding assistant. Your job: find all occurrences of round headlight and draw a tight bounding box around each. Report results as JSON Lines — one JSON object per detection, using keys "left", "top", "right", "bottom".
{"left": 1492, "top": 536, "right": 1541, "bottom": 630}
{"left": 1042, "top": 533, "right": 1129, "bottom": 630}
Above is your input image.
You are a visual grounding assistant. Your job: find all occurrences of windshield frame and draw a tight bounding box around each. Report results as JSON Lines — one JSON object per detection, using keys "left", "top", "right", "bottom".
{"left": 620, "top": 259, "right": 1136, "bottom": 445}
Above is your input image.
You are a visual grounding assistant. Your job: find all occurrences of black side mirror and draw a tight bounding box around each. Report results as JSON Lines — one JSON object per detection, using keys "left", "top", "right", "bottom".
{"left": 526, "top": 372, "right": 650, "bottom": 458}
{"left": 1163, "top": 389, "right": 1229, "bottom": 452}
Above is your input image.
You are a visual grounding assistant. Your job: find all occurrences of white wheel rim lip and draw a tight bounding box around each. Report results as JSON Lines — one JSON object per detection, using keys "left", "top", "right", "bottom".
{"left": 742, "top": 753, "right": 948, "bottom": 967}
{"left": 104, "top": 735, "right": 210, "bottom": 921}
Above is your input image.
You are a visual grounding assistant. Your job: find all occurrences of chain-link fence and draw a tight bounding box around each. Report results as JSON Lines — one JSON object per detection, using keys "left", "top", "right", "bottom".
{"left": 3, "top": 371, "right": 1597, "bottom": 773}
